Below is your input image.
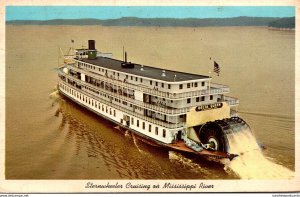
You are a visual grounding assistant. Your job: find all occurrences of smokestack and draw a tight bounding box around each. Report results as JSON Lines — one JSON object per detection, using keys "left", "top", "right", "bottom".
{"left": 125, "top": 52, "right": 127, "bottom": 62}
{"left": 88, "top": 40, "right": 95, "bottom": 50}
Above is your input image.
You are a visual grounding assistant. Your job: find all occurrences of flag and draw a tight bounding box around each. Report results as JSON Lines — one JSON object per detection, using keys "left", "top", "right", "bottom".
{"left": 214, "top": 61, "right": 220, "bottom": 76}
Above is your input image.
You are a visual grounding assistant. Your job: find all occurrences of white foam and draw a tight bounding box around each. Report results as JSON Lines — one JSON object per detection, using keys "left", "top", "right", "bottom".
{"left": 223, "top": 127, "right": 294, "bottom": 179}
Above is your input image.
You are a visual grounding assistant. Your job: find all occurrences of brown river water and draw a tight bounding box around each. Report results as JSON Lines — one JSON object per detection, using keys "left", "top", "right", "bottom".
{"left": 5, "top": 25, "right": 295, "bottom": 179}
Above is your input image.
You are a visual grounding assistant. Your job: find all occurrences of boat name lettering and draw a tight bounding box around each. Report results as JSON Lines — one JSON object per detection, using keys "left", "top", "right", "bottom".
{"left": 195, "top": 103, "right": 223, "bottom": 111}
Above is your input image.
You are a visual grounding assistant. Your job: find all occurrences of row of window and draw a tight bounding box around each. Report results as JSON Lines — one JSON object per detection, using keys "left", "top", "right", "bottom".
{"left": 133, "top": 118, "right": 166, "bottom": 138}
{"left": 83, "top": 85, "right": 144, "bottom": 111}
{"left": 66, "top": 76, "right": 213, "bottom": 113}
{"left": 60, "top": 82, "right": 167, "bottom": 139}
{"left": 180, "top": 82, "right": 205, "bottom": 89}
{"left": 187, "top": 95, "right": 213, "bottom": 104}
{"left": 60, "top": 83, "right": 117, "bottom": 118}
{"left": 149, "top": 80, "right": 171, "bottom": 89}
{"left": 66, "top": 78, "right": 167, "bottom": 121}
{"left": 77, "top": 61, "right": 205, "bottom": 91}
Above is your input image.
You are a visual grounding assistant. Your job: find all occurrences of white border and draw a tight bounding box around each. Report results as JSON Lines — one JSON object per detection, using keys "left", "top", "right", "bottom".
{"left": 0, "top": 0, "right": 299, "bottom": 193}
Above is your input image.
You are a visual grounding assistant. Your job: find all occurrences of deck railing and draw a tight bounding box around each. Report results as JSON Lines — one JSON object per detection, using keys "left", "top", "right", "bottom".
{"left": 60, "top": 70, "right": 190, "bottom": 115}
{"left": 67, "top": 64, "right": 230, "bottom": 99}
{"left": 224, "top": 96, "right": 239, "bottom": 106}
{"left": 59, "top": 67, "right": 237, "bottom": 114}
{"left": 59, "top": 79, "right": 186, "bottom": 129}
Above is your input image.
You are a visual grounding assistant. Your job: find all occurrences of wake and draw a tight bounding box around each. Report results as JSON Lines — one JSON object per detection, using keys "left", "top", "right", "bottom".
{"left": 222, "top": 127, "right": 294, "bottom": 179}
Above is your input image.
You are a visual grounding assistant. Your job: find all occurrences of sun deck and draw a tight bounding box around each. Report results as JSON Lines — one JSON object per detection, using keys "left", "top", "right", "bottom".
{"left": 78, "top": 56, "right": 209, "bottom": 82}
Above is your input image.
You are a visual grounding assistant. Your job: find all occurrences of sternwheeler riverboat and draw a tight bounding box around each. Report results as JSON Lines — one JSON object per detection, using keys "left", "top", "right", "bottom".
{"left": 57, "top": 40, "right": 252, "bottom": 160}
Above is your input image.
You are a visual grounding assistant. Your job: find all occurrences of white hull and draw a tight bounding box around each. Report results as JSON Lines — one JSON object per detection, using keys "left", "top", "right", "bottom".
{"left": 58, "top": 80, "right": 182, "bottom": 145}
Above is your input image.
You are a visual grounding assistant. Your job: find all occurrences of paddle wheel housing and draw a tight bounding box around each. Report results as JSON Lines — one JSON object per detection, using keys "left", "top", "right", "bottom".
{"left": 197, "top": 117, "right": 251, "bottom": 153}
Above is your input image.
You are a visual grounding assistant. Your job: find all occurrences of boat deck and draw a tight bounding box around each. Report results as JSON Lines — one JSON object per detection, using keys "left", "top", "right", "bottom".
{"left": 78, "top": 56, "right": 209, "bottom": 82}
{"left": 167, "top": 140, "right": 230, "bottom": 158}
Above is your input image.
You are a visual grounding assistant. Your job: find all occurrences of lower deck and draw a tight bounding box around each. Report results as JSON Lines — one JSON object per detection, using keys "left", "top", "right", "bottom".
{"left": 58, "top": 80, "right": 183, "bottom": 144}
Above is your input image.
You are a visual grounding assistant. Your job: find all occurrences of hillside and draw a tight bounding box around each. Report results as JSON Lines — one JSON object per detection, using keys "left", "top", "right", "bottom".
{"left": 6, "top": 17, "right": 295, "bottom": 28}
{"left": 268, "top": 17, "right": 295, "bottom": 29}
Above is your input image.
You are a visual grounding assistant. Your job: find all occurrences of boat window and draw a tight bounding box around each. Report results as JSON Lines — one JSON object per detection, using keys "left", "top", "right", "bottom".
{"left": 140, "top": 78, "right": 143, "bottom": 83}
{"left": 168, "top": 84, "right": 171, "bottom": 89}
{"left": 131, "top": 76, "right": 133, "bottom": 80}
{"left": 187, "top": 83, "right": 190, "bottom": 88}
{"left": 201, "top": 96, "right": 205, "bottom": 101}
{"left": 196, "top": 97, "right": 200, "bottom": 102}
{"left": 149, "top": 124, "right": 151, "bottom": 132}
{"left": 136, "top": 77, "right": 138, "bottom": 81}
{"left": 179, "top": 84, "right": 183, "bottom": 89}
{"left": 202, "top": 82, "right": 205, "bottom": 86}
{"left": 210, "top": 95, "right": 213, "bottom": 100}
{"left": 114, "top": 110, "right": 116, "bottom": 117}
{"left": 163, "top": 129, "right": 166, "bottom": 138}
{"left": 161, "top": 83, "right": 164, "bottom": 88}
{"left": 131, "top": 117, "right": 134, "bottom": 125}
{"left": 142, "top": 122, "right": 145, "bottom": 130}
{"left": 150, "top": 80, "right": 152, "bottom": 85}
{"left": 187, "top": 98, "right": 191, "bottom": 104}
{"left": 155, "top": 127, "right": 158, "bottom": 135}
{"left": 195, "top": 82, "right": 198, "bottom": 87}
{"left": 155, "top": 82, "right": 158, "bottom": 86}
{"left": 137, "top": 120, "right": 139, "bottom": 127}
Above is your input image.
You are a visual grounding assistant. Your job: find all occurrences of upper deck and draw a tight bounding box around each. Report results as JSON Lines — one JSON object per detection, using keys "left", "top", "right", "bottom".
{"left": 78, "top": 56, "right": 209, "bottom": 82}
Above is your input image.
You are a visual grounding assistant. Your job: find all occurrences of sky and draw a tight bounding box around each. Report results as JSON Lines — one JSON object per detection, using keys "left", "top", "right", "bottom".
{"left": 6, "top": 6, "right": 295, "bottom": 21}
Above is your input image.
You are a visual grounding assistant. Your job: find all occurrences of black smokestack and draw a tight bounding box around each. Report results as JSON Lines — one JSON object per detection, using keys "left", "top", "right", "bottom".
{"left": 125, "top": 52, "right": 127, "bottom": 62}
{"left": 88, "top": 40, "right": 95, "bottom": 50}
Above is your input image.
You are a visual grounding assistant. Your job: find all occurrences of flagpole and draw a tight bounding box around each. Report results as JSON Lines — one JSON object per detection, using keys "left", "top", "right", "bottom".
{"left": 208, "top": 56, "right": 212, "bottom": 96}
{"left": 208, "top": 71, "right": 211, "bottom": 95}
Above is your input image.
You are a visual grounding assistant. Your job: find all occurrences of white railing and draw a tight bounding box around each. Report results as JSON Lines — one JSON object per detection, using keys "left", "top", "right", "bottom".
{"left": 224, "top": 96, "right": 239, "bottom": 106}
{"left": 61, "top": 70, "right": 190, "bottom": 115}
{"left": 67, "top": 64, "right": 230, "bottom": 99}
{"left": 59, "top": 79, "right": 185, "bottom": 129}
{"left": 210, "top": 83, "right": 230, "bottom": 94}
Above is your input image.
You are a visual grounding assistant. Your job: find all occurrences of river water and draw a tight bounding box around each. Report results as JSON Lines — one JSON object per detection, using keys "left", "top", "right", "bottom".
{"left": 5, "top": 25, "right": 295, "bottom": 179}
